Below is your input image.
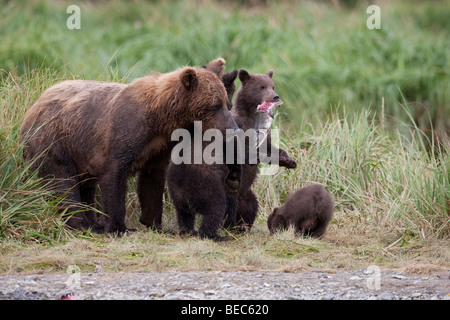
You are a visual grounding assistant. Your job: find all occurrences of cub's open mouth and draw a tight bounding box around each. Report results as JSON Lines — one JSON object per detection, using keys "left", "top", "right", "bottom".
{"left": 256, "top": 100, "right": 283, "bottom": 118}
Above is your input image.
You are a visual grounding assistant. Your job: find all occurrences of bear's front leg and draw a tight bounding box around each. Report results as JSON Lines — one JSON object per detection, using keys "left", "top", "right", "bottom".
{"left": 223, "top": 194, "right": 238, "bottom": 229}
{"left": 278, "top": 148, "right": 297, "bottom": 169}
{"left": 136, "top": 156, "right": 170, "bottom": 231}
{"left": 175, "top": 204, "right": 197, "bottom": 236}
{"left": 98, "top": 171, "right": 129, "bottom": 235}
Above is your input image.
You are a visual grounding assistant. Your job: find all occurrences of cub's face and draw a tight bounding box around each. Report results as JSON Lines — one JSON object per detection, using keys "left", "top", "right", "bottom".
{"left": 267, "top": 207, "right": 286, "bottom": 235}
{"left": 238, "top": 70, "right": 280, "bottom": 108}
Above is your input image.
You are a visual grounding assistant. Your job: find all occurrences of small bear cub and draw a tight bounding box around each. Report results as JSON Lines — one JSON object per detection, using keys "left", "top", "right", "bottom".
{"left": 267, "top": 184, "right": 334, "bottom": 238}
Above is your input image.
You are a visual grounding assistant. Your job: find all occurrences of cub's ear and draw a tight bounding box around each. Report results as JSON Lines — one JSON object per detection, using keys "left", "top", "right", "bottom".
{"left": 238, "top": 69, "right": 250, "bottom": 83}
{"left": 181, "top": 68, "right": 198, "bottom": 90}
{"left": 266, "top": 70, "right": 273, "bottom": 78}
{"left": 223, "top": 69, "right": 238, "bottom": 85}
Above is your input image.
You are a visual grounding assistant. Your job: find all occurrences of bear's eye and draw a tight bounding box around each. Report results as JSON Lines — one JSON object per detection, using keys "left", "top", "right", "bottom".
{"left": 211, "top": 103, "right": 222, "bottom": 111}
{"left": 260, "top": 86, "right": 265, "bottom": 90}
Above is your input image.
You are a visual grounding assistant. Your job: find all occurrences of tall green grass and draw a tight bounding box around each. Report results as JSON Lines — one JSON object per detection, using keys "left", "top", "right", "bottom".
{"left": 0, "top": 1, "right": 449, "bottom": 242}
{"left": 1, "top": 0, "right": 449, "bottom": 133}
{"left": 0, "top": 69, "right": 73, "bottom": 242}
{"left": 258, "top": 109, "right": 449, "bottom": 239}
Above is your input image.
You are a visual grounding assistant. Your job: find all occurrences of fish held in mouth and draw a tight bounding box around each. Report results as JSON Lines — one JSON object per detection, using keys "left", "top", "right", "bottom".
{"left": 256, "top": 100, "right": 283, "bottom": 118}
{"left": 254, "top": 100, "right": 283, "bottom": 148}
{"left": 255, "top": 100, "right": 283, "bottom": 131}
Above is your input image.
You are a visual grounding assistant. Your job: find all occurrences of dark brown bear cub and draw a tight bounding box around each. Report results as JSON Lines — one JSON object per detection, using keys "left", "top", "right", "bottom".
{"left": 232, "top": 69, "right": 297, "bottom": 231}
{"left": 167, "top": 61, "right": 240, "bottom": 242}
{"left": 267, "top": 184, "right": 334, "bottom": 238}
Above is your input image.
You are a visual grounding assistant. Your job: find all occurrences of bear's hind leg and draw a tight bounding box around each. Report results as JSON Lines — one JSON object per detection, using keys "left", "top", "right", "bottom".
{"left": 41, "top": 157, "right": 92, "bottom": 231}
{"left": 79, "top": 183, "right": 104, "bottom": 233}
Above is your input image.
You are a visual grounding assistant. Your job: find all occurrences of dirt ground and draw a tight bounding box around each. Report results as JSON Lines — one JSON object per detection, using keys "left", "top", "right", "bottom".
{"left": 1, "top": 268, "right": 449, "bottom": 300}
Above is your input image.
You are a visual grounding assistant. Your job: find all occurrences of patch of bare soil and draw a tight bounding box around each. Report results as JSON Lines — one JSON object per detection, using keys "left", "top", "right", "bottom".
{"left": 1, "top": 267, "right": 449, "bottom": 300}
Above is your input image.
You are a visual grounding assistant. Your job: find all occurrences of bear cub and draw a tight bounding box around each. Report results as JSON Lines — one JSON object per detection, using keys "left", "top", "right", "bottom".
{"left": 267, "top": 184, "right": 334, "bottom": 238}
{"left": 231, "top": 69, "right": 297, "bottom": 232}
{"left": 167, "top": 60, "right": 240, "bottom": 242}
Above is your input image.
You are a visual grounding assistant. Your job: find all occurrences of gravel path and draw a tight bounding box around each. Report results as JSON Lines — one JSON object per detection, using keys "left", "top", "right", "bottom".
{"left": 1, "top": 269, "right": 449, "bottom": 300}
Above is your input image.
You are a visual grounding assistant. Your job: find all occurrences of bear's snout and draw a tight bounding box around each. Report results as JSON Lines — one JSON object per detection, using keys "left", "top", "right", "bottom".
{"left": 262, "top": 93, "right": 280, "bottom": 104}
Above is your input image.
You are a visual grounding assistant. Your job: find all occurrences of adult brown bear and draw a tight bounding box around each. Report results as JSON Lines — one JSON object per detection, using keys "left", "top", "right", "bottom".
{"left": 21, "top": 66, "right": 237, "bottom": 234}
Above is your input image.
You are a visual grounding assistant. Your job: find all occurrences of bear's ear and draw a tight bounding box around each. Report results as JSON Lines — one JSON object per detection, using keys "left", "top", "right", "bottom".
{"left": 238, "top": 69, "right": 250, "bottom": 83}
{"left": 266, "top": 70, "right": 273, "bottom": 78}
{"left": 223, "top": 69, "right": 238, "bottom": 85}
{"left": 212, "top": 57, "right": 226, "bottom": 68}
{"left": 208, "top": 58, "right": 226, "bottom": 76}
{"left": 181, "top": 68, "right": 198, "bottom": 91}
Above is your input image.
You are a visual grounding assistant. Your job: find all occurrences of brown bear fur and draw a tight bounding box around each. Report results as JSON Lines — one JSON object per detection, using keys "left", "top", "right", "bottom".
{"left": 21, "top": 66, "right": 237, "bottom": 234}
{"left": 166, "top": 69, "right": 298, "bottom": 240}
{"left": 267, "top": 184, "right": 334, "bottom": 238}
{"left": 136, "top": 58, "right": 237, "bottom": 232}
{"left": 167, "top": 61, "right": 240, "bottom": 241}
{"left": 231, "top": 69, "right": 297, "bottom": 231}
{"left": 202, "top": 58, "right": 238, "bottom": 110}
{"left": 166, "top": 136, "right": 241, "bottom": 241}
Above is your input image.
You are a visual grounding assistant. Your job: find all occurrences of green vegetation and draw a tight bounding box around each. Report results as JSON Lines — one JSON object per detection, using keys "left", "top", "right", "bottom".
{"left": 0, "top": 0, "right": 448, "bottom": 273}
{"left": 1, "top": 0, "right": 449, "bottom": 129}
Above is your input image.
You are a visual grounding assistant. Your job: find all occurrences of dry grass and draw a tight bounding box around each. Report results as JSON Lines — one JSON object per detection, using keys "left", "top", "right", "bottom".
{"left": 1, "top": 0, "right": 449, "bottom": 274}
{"left": 1, "top": 216, "right": 449, "bottom": 275}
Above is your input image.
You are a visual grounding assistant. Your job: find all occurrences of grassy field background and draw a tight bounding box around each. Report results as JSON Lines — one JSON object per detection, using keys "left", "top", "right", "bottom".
{"left": 0, "top": 0, "right": 449, "bottom": 274}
